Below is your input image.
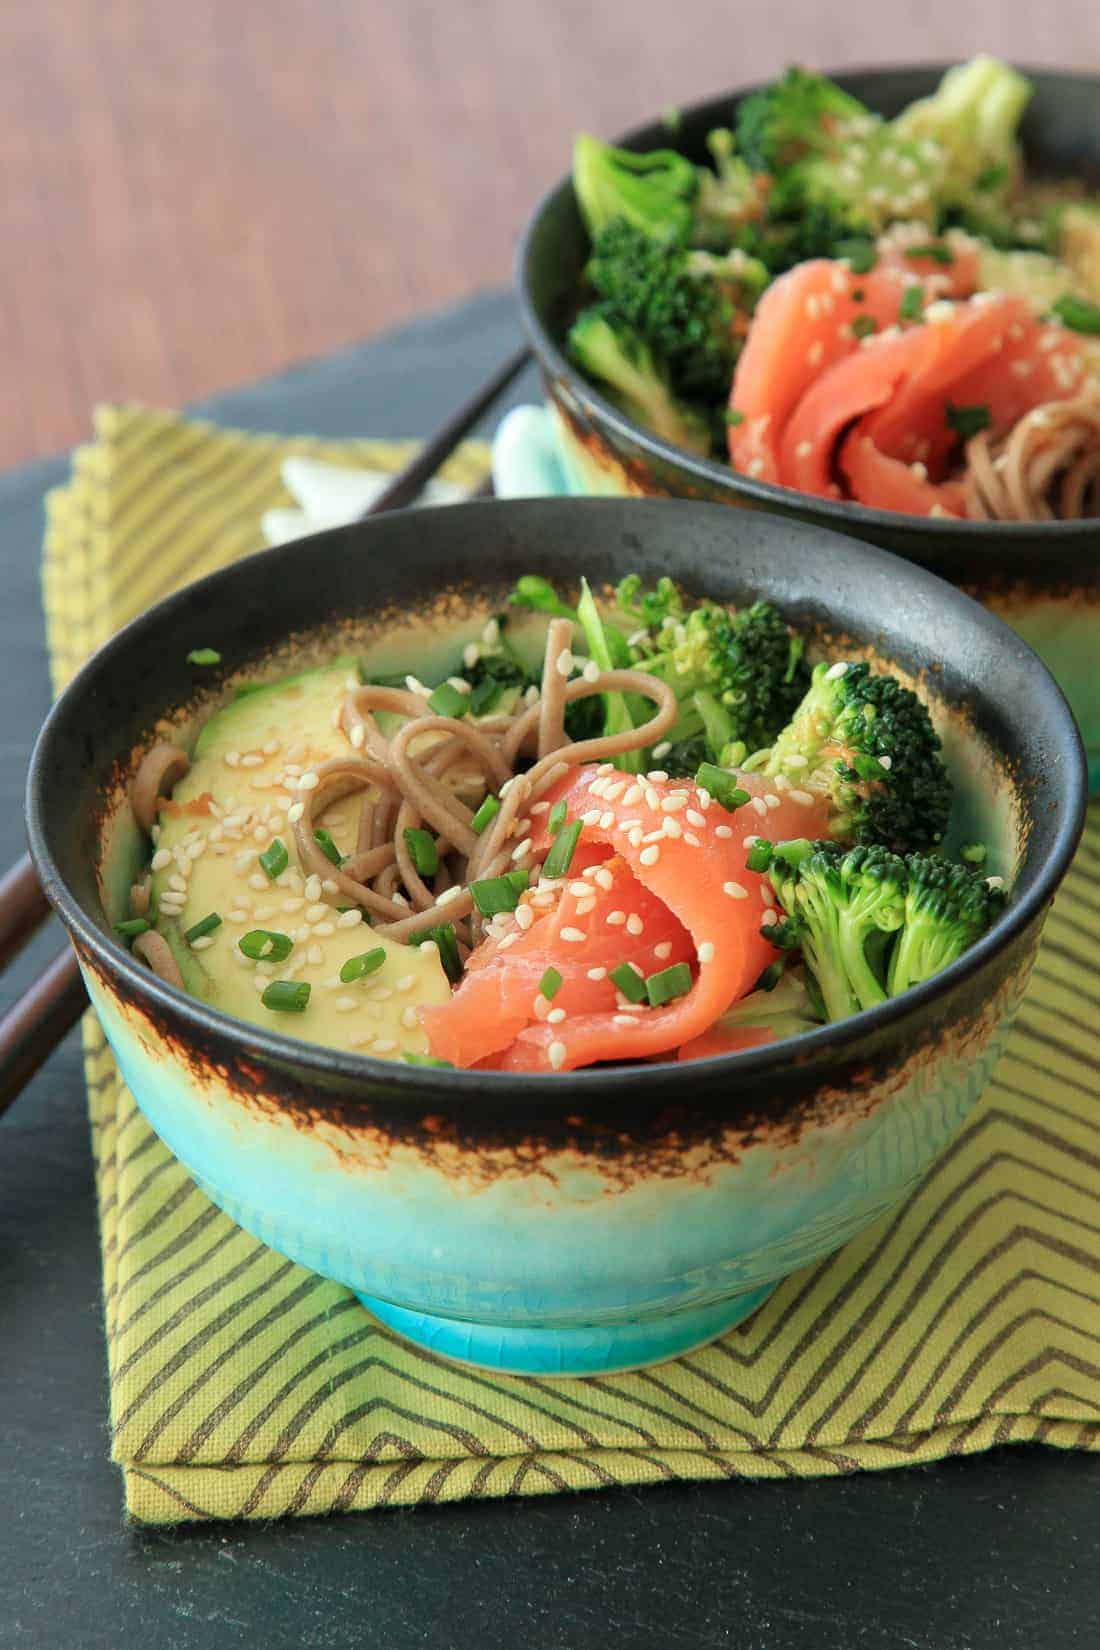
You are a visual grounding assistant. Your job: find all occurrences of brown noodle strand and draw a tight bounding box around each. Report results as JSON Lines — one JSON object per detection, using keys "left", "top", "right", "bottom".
{"left": 131, "top": 743, "right": 190, "bottom": 833}
{"left": 537, "top": 617, "right": 573, "bottom": 759}
{"left": 965, "top": 394, "right": 1100, "bottom": 520}
{"left": 133, "top": 929, "right": 184, "bottom": 989}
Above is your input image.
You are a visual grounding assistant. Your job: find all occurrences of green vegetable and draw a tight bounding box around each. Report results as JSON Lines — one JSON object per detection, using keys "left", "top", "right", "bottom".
{"left": 960, "top": 841, "right": 988, "bottom": 865}
{"left": 542, "top": 819, "right": 583, "bottom": 879}
{"left": 470, "top": 795, "right": 501, "bottom": 834}
{"left": 339, "top": 948, "right": 386, "bottom": 983}
{"left": 114, "top": 918, "right": 150, "bottom": 940}
{"left": 187, "top": 648, "right": 221, "bottom": 666}
{"left": 851, "top": 315, "right": 877, "bottom": 340}
{"left": 410, "top": 923, "right": 463, "bottom": 983}
{"left": 695, "top": 762, "right": 749, "bottom": 813}
{"left": 725, "top": 408, "right": 745, "bottom": 427}
{"left": 646, "top": 962, "right": 693, "bottom": 1007}
{"left": 698, "top": 967, "right": 823, "bottom": 1045}
{"left": 745, "top": 838, "right": 774, "bottom": 873}
{"left": 834, "top": 239, "right": 877, "bottom": 274}
{"left": 576, "top": 576, "right": 644, "bottom": 773}
{"left": 891, "top": 55, "right": 1032, "bottom": 216}
{"left": 427, "top": 682, "right": 469, "bottom": 719}
{"left": 239, "top": 929, "right": 294, "bottom": 962}
{"left": 1052, "top": 293, "right": 1100, "bottom": 335}
{"left": 469, "top": 870, "right": 529, "bottom": 917}
{"left": 906, "top": 243, "right": 955, "bottom": 265}
{"left": 184, "top": 912, "right": 222, "bottom": 943}
{"left": 313, "top": 828, "right": 344, "bottom": 867}
{"left": 402, "top": 1054, "right": 455, "bottom": 1068}
{"left": 572, "top": 132, "right": 699, "bottom": 244}
{"left": 538, "top": 967, "right": 563, "bottom": 1000}
{"left": 610, "top": 962, "right": 647, "bottom": 1003}
{"left": 548, "top": 799, "right": 567, "bottom": 834}
{"left": 567, "top": 309, "right": 715, "bottom": 459}
{"left": 261, "top": 980, "right": 311, "bottom": 1013}
{"left": 946, "top": 401, "right": 992, "bottom": 440}
{"left": 259, "top": 838, "right": 289, "bottom": 880}
{"left": 758, "top": 660, "right": 951, "bottom": 851}
{"left": 887, "top": 855, "right": 1006, "bottom": 997}
{"left": 508, "top": 576, "right": 578, "bottom": 619}
{"left": 899, "top": 285, "right": 924, "bottom": 321}
{"left": 403, "top": 828, "right": 439, "bottom": 878}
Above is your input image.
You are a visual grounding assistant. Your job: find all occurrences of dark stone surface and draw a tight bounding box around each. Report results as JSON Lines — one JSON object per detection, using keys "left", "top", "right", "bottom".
{"left": 3, "top": 290, "right": 1098, "bottom": 1650}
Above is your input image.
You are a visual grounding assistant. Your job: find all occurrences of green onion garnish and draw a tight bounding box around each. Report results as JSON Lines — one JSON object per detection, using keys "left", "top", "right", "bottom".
{"left": 850, "top": 314, "right": 876, "bottom": 340}
{"left": 745, "top": 839, "right": 774, "bottom": 873}
{"left": 403, "top": 827, "right": 439, "bottom": 878}
{"left": 836, "top": 238, "right": 876, "bottom": 274}
{"left": 899, "top": 285, "right": 923, "bottom": 322}
{"left": 238, "top": 929, "right": 294, "bottom": 962}
{"left": 548, "top": 799, "right": 567, "bottom": 834}
{"left": 509, "top": 576, "right": 577, "bottom": 619}
{"left": 975, "top": 164, "right": 1007, "bottom": 191}
{"left": 961, "top": 841, "right": 988, "bottom": 865}
{"left": 725, "top": 408, "right": 745, "bottom": 427}
{"left": 946, "top": 401, "right": 992, "bottom": 440}
{"left": 468, "top": 677, "right": 504, "bottom": 717}
{"left": 906, "top": 243, "right": 954, "bottom": 265}
{"left": 645, "top": 962, "right": 693, "bottom": 1008}
{"left": 402, "top": 1053, "right": 455, "bottom": 1068}
{"left": 114, "top": 918, "right": 150, "bottom": 939}
{"left": 1052, "top": 293, "right": 1100, "bottom": 335}
{"left": 184, "top": 912, "right": 222, "bottom": 943}
{"left": 695, "top": 763, "right": 750, "bottom": 813}
{"left": 538, "top": 967, "right": 563, "bottom": 1000}
{"left": 610, "top": 961, "right": 647, "bottom": 1003}
{"left": 411, "top": 922, "right": 463, "bottom": 983}
{"left": 542, "top": 819, "right": 582, "bottom": 879}
{"left": 313, "top": 828, "right": 344, "bottom": 867}
{"left": 340, "top": 947, "right": 386, "bottom": 983}
{"left": 261, "top": 980, "right": 311, "bottom": 1013}
{"left": 469, "top": 869, "right": 529, "bottom": 917}
{"left": 470, "top": 794, "right": 501, "bottom": 834}
{"left": 187, "top": 647, "right": 221, "bottom": 666}
{"left": 428, "top": 682, "right": 469, "bottom": 719}
{"left": 259, "top": 838, "right": 289, "bottom": 880}
{"left": 755, "top": 959, "right": 786, "bottom": 993}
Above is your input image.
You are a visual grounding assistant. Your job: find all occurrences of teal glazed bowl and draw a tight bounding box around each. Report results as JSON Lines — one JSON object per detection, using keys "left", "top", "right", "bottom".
{"left": 26, "top": 500, "right": 1086, "bottom": 1376}
{"left": 516, "top": 65, "right": 1100, "bottom": 792}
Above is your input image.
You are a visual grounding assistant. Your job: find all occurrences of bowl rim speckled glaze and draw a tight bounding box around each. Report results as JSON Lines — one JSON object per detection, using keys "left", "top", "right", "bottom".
{"left": 26, "top": 498, "right": 1087, "bottom": 1107}
{"left": 515, "top": 61, "right": 1100, "bottom": 549}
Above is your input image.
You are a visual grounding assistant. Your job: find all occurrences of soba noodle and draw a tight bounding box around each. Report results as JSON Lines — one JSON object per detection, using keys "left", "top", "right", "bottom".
{"left": 965, "top": 393, "right": 1100, "bottom": 521}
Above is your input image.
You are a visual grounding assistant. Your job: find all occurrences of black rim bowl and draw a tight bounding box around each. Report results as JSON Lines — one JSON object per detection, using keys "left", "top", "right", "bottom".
{"left": 516, "top": 63, "right": 1100, "bottom": 576}
{"left": 26, "top": 498, "right": 1087, "bottom": 1129}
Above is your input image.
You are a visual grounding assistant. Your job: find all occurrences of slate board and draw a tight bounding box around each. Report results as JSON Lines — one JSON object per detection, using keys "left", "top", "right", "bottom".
{"left": 3, "top": 290, "right": 1098, "bottom": 1650}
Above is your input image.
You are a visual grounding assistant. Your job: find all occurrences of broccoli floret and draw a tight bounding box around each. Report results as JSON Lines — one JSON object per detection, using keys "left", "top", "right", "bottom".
{"left": 886, "top": 855, "right": 1006, "bottom": 997}
{"left": 567, "top": 307, "right": 715, "bottom": 456}
{"left": 766, "top": 841, "right": 909, "bottom": 1020}
{"left": 624, "top": 593, "right": 810, "bottom": 767}
{"left": 705, "top": 966, "right": 824, "bottom": 1043}
{"left": 756, "top": 660, "right": 951, "bottom": 851}
{"left": 736, "top": 67, "right": 872, "bottom": 175}
{"left": 692, "top": 128, "right": 773, "bottom": 250}
{"left": 572, "top": 133, "right": 699, "bottom": 244}
{"left": 585, "top": 219, "right": 767, "bottom": 405}
{"left": 892, "top": 56, "right": 1031, "bottom": 219}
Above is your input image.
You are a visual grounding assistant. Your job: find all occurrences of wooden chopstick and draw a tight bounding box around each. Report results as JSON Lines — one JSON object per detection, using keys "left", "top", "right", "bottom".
{"left": 0, "top": 344, "right": 530, "bottom": 1114}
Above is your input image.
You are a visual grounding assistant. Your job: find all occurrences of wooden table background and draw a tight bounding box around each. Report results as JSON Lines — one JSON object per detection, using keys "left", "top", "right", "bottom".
{"left": 3, "top": 0, "right": 1096, "bottom": 468}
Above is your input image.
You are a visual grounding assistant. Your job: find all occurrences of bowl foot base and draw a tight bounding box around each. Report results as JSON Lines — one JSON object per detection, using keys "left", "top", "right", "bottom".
{"left": 354, "top": 1284, "right": 778, "bottom": 1376}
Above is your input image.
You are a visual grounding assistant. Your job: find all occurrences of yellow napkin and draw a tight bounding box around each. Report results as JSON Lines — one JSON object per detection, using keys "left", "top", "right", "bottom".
{"left": 43, "top": 405, "right": 1100, "bottom": 1523}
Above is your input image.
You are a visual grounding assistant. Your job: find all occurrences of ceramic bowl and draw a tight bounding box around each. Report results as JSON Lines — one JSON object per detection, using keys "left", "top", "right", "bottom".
{"left": 26, "top": 499, "right": 1086, "bottom": 1376}
{"left": 515, "top": 66, "right": 1100, "bottom": 791}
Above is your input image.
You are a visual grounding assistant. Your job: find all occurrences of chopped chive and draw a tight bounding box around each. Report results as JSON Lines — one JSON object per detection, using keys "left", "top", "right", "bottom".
{"left": 754, "top": 959, "right": 786, "bottom": 993}
{"left": 945, "top": 401, "right": 992, "bottom": 440}
{"left": 835, "top": 238, "right": 876, "bottom": 274}
{"left": 906, "top": 242, "right": 954, "bottom": 265}
{"left": 509, "top": 575, "right": 576, "bottom": 618}
{"left": 403, "top": 827, "right": 439, "bottom": 878}
{"left": 976, "top": 164, "right": 1007, "bottom": 191}
{"left": 470, "top": 869, "right": 528, "bottom": 917}
{"left": 960, "top": 841, "right": 988, "bottom": 865}
{"left": 187, "top": 647, "right": 221, "bottom": 666}
{"left": 261, "top": 980, "right": 311, "bottom": 1013}
{"left": 470, "top": 794, "right": 501, "bottom": 834}
{"left": 184, "top": 912, "right": 222, "bottom": 943}
{"left": 428, "top": 681, "right": 469, "bottom": 719}
{"left": 850, "top": 314, "right": 876, "bottom": 340}
{"left": 313, "top": 828, "right": 344, "bottom": 867}
{"left": 548, "top": 799, "right": 567, "bottom": 834}
{"left": 402, "top": 1053, "right": 455, "bottom": 1068}
{"left": 238, "top": 929, "right": 294, "bottom": 962}
{"left": 645, "top": 962, "right": 693, "bottom": 1007}
{"left": 745, "top": 839, "right": 774, "bottom": 873}
{"left": 899, "top": 285, "right": 924, "bottom": 322}
{"left": 610, "top": 961, "right": 647, "bottom": 1003}
{"left": 725, "top": 407, "right": 745, "bottom": 427}
{"left": 538, "top": 967, "right": 563, "bottom": 1000}
{"left": 468, "top": 677, "right": 504, "bottom": 717}
{"left": 340, "top": 947, "right": 386, "bottom": 983}
{"left": 259, "top": 838, "right": 289, "bottom": 880}
{"left": 695, "top": 763, "right": 750, "bottom": 813}
{"left": 114, "top": 917, "right": 150, "bottom": 939}
{"left": 542, "top": 819, "right": 582, "bottom": 879}
{"left": 411, "top": 922, "right": 463, "bottom": 982}
{"left": 1052, "top": 293, "right": 1100, "bottom": 335}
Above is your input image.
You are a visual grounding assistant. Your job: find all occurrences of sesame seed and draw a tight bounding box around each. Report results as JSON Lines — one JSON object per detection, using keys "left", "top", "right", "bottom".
{"left": 601, "top": 782, "right": 625, "bottom": 803}
{"left": 547, "top": 1008, "right": 567, "bottom": 1025}
{"left": 436, "top": 885, "right": 465, "bottom": 906}
{"left": 647, "top": 770, "right": 669, "bottom": 783}
{"left": 724, "top": 881, "right": 748, "bottom": 899}
{"left": 628, "top": 829, "right": 644, "bottom": 849}
{"left": 653, "top": 942, "right": 672, "bottom": 960}
{"left": 394, "top": 974, "right": 417, "bottom": 993}
{"left": 372, "top": 1039, "right": 397, "bottom": 1055}
{"left": 639, "top": 845, "right": 661, "bottom": 866}
{"left": 789, "top": 789, "right": 815, "bottom": 806}
{"left": 307, "top": 943, "right": 324, "bottom": 965}
{"left": 695, "top": 791, "right": 711, "bottom": 810}
{"left": 715, "top": 825, "right": 733, "bottom": 839}
{"left": 582, "top": 659, "right": 600, "bottom": 683}
{"left": 662, "top": 818, "right": 683, "bottom": 840}
{"left": 224, "top": 751, "right": 241, "bottom": 767}
{"left": 297, "top": 771, "right": 319, "bottom": 791}
{"left": 686, "top": 809, "right": 706, "bottom": 828}
{"left": 463, "top": 642, "right": 480, "bottom": 670}
{"left": 530, "top": 800, "right": 550, "bottom": 816}
{"left": 626, "top": 914, "right": 644, "bottom": 936}
{"left": 240, "top": 753, "right": 264, "bottom": 769}
{"left": 349, "top": 723, "right": 366, "bottom": 749}
{"left": 784, "top": 753, "right": 809, "bottom": 769}
{"left": 698, "top": 942, "right": 715, "bottom": 963}
{"left": 598, "top": 811, "right": 615, "bottom": 830}
{"left": 312, "top": 922, "right": 336, "bottom": 937}
{"left": 761, "top": 886, "right": 775, "bottom": 907}
{"left": 751, "top": 797, "right": 768, "bottom": 817}
{"left": 623, "top": 784, "right": 644, "bottom": 807}
{"left": 684, "top": 832, "right": 701, "bottom": 847}
{"left": 587, "top": 966, "right": 607, "bottom": 981}
{"left": 661, "top": 795, "right": 687, "bottom": 814}
{"left": 548, "top": 1041, "right": 567, "bottom": 1070}
{"left": 568, "top": 881, "right": 591, "bottom": 898}
{"left": 560, "top": 926, "right": 586, "bottom": 943}
{"left": 824, "top": 661, "right": 848, "bottom": 681}
{"left": 555, "top": 648, "right": 574, "bottom": 678}
{"left": 748, "top": 457, "right": 765, "bottom": 477}
{"left": 337, "top": 909, "right": 363, "bottom": 929}
{"left": 401, "top": 1006, "right": 419, "bottom": 1031}
{"left": 878, "top": 754, "right": 893, "bottom": 771}
{"left": 651, "top": 742, "right": 672, "bottom": 760}
{"left": 189, "top": 935, "right": 215, "bottom": 951}
{"left": 595, "top": 868, "right": 614, "bottom": 891}
{"left": 606, "top": 910, "right": 626, "bottom": 926}
{"left": 167, "top": 874, "right": 187, "bottom": 893}
{"left": 511, "top": 838, "right": 532, "bottom": 862}
{"left": 761, "top": 910, "right": 778, "bottom": 928}
{"left": 764, "top": 794, "right": 782, "bottom": 811}
{"left": 321, "top": 879, "right": 339, "bottom": 895}
{"left": 742, "top": 834, "right": 758, "bottom": 847}
{"left": 581, "top": 809, "right": 602, "bottom": 826}
{"left": 575, "top": 898, "right": 596, "bottom": 917}
{"left": 514, "top": 904, "right": 535, "bottom": 932}
{"left": 334, "top": 995, "right": 358, "bottom": 1013}
{"left": 533, "top": 995, "right": 551, "bottom": 1020}
{"left": 612, "top": 1015, "right": 637, "bottom": 1027}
